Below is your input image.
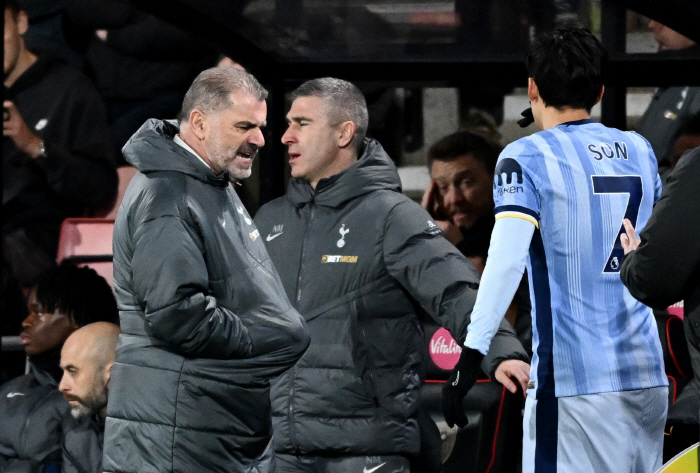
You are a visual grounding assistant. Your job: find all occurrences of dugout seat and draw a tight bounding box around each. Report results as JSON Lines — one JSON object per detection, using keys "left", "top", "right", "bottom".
{"left": 655, "top": 309, "right": 693, "bottom": 380}
{"left": 102, "top": 166, "right": 138, "bottom": 219}
{"left": 56, "top": 218, "right": 115, "bottom": 291}
{"left": 421, "top": 323, "right": 523, "bottom": 473}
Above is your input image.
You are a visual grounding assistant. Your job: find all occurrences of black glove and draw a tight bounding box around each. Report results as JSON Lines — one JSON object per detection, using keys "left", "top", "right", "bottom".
{"left": 517, "top": 107, "right": 534, "bottom": 128}
{"left": 442, "top": 346, "right": 484, "bottom": 428}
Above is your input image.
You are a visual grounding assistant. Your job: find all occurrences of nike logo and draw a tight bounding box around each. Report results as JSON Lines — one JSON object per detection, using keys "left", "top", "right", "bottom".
{"left": 266, "top": 232, "right": 283, "bottom": 241}
{"left": 7, "top": 392, "right": 25, "bottom": 398}
{"left": 363, "top": 463, "right": 386, "bottom": 473}
{"left": 452, "top": 372, "right": 460, "bottom": 387}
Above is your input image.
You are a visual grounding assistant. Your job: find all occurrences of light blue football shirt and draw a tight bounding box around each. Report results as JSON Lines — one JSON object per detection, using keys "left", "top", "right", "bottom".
{"left": 493, "top": 119, "right": 667, "bottom": 398}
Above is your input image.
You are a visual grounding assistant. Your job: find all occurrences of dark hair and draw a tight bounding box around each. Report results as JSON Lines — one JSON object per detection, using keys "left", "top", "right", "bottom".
{"left": 427, "top": 130, "right": 502, "bottom": 173}
{"left": 5, "top": 0, "right": 22, "bottom": 14}
{"left": 526, "top": 23, "right": 608, "bottom": 112}
{"left": 34, "top": 262, "right": 118, "bottom": 327}
{"left": 291, "top": 78, "right": 369, "bottom": 152}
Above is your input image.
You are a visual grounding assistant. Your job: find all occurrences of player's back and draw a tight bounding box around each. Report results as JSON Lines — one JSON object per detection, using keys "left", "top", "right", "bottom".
{"left": 495, "top": 119, "right": 667, "bottom": 398}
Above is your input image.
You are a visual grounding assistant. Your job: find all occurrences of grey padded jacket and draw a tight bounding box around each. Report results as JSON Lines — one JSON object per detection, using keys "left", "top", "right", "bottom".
{"left": 0, "top": 362, "right": 68, "bottom": 473}
{"left": 103, "top": 120, "right": 310, "bottom": 473}
{"left": 255, "top": 139, "right": 528, "bottom": 456}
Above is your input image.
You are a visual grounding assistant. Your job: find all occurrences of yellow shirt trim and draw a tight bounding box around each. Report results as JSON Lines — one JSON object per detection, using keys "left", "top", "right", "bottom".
{"left": 495, "top": 212, "right": 539, "bottom": 229}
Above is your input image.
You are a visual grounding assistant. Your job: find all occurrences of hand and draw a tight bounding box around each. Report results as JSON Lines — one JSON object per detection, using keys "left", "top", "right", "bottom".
{"left": 442, "top": 346, "right": 484, "bottom": 428}
{"left": 620, "top": 218, "right": 640, "bottom": 255}
{"left": 3, "top": 101, "right": 43, "bottom": 157}
{"left": 421, "top": 181, "right": 463, "bottom": 245}
{"left": 494, "top": 359, "right": 530, "bottom": 396}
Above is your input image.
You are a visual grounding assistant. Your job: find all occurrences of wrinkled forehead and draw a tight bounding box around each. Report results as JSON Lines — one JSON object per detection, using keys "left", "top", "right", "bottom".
{"left": 213, "top": 91, "right": 267, "bottom": 123}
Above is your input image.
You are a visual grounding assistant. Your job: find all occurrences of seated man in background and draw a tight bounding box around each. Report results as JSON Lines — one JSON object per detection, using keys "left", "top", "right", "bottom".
{"left": 3, "top": 0, "right": 117, "bottom": 288}
{"left": 60, "top": 322, "right": 121, "bottom": 473}
{"left": 0, "top": 262, "right": 118, "bottom": 472}
{"left": 422, "top": 130, "right": 531, "bottom": 354}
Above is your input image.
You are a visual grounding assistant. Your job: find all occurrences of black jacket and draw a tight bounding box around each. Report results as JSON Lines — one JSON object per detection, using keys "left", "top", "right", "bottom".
{"left": 621, "top": 147, "right": 700, "bottom": 423}
{"left": 103, "top": 120, "right": 310, "bottom": 473}
{"left": 3, "top": 54, "right": 117, "bottom": 261}
{"left": 61, "top": 415, "right": 103, "bottom": 473}
{"left": 255, "top": 139, "right": 528, "bottom": 456}
{"left": 0, "top": 353, "right": 69, "bottom": 473}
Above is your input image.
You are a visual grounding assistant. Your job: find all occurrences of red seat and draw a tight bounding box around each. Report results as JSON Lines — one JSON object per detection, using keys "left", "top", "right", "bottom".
{"left": 102, "top": 166, "right": 138, "bottom": 219}
{"left": 56, "top": 218, "right": 115, "bottom": 291}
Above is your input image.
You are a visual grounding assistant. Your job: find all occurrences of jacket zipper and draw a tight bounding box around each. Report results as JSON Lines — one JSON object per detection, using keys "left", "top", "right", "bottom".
{"left": 289, "top": 200, "right": 315, "bottom": 450}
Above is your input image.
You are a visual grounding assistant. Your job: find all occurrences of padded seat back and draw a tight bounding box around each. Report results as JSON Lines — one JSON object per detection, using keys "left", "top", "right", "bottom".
{"left": 56, "top": 218, "right": 115, "bottom": 291}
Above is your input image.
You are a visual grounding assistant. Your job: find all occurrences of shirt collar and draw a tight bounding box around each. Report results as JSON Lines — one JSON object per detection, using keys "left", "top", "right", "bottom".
{"left": 174, "top": 134, "right": 211, "bottom": 170}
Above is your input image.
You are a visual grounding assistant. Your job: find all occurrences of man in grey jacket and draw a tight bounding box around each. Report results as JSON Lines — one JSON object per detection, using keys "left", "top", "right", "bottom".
{"left": 103, "top": 68, "right": 310, "bottom": 473}
{"left": 255, "top": 78, "right": 529, "bottom": 473}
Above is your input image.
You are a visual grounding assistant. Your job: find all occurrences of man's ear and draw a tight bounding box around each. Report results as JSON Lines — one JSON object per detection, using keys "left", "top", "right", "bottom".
{"left": 189, "top": 109, "right": 207, "bottom": 140}
{"left": 527, "top": 78, "right": 539, "bottom": 103}
{"left": 104, "top": 361, "right": 113, "bottom": 386}
{"left": 337, "top": 121, "right": 356, "bottom": 149}
{"left": 594, "top": 85, "right": 605, "bottom": 105}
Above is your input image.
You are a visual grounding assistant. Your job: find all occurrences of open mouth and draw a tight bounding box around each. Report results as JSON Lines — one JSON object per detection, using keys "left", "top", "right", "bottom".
{"left": 288, "top": 153, "right": 300, "bottom": 163}
{"left": 19, "top": 333, "right": 31, "bottom": 345}
{"left": 236, "top": 151, "right": 253, "bottom": 161}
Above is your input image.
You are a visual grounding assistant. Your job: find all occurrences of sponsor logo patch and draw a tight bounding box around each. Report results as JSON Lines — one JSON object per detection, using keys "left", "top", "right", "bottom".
{"left": 249, "top": 229, "right": 260, "bottom": 241}
{"left": 429, "top": 328, "right": 462, "bottom": 370}
{"left": 322, "top": 255, "right": 358, "bottom": 263}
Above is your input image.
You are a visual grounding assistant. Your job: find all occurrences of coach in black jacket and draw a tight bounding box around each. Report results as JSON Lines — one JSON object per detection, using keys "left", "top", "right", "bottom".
{"left": 621, "top": 147, "right": 700, "bottom": 425}
{"left": 255, "top": 78, "right": 529, "bottom": 472}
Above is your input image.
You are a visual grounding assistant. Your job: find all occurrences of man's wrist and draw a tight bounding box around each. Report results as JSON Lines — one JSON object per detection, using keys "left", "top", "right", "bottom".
{"left": 28, "top": 138, "right": 47, "bottom": 159}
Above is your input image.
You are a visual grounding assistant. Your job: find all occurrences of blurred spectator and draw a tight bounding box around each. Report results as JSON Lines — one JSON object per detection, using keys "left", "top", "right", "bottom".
{"left": 670, "top": 113, "right": 700, "bottom": 170}
{"left": 65, "top": 0, "right": 218, "bottom": 164}
{"left": 60, "top": 322, "right": 120, "bottom": 473}
{"left": 620, "top": 146, "right": 700, "bottom": 454}
{"left": 0, "top": 250, "right": 27, "bottom": 385}
{"left": 216, "top": 55, "right": 246, "bottom": 71}
{"left": 21, "top": 0, "right": 83, "bottom": 70}
{"left": 0, "top": 262, "right": 118, "bottom": 473}
{"left": 637, "top": 20, "right": 700, "bottom": 179}
{"left": 3, "top": 0, "right": 118, "bottom": 288}
{"left": 422, "top": 130, "right": 532, "bottom": 353}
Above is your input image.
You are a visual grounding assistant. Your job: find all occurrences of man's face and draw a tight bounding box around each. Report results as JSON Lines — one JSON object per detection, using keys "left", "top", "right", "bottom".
{"left": 648, "top": 20, "right": 695, "bottom": 51}
{"left": 282, "top": 96, "right": 342, "bottom": 187}
{"left": 4, "top": 9, "right": 26, "bottom": 81}
{"left": 201, "top": 91, "right": 266, "bottom": 181}
{"left": 430, "top": 154, "right": 494, "bottom": 230}
{"left": 20, "top": 288, "right": 77, "bottom": 356}
{"left": 59, "top": 343, "right": 109, "bottom": 420}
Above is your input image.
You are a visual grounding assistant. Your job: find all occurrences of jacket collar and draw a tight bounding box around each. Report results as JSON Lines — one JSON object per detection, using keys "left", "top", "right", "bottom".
{"left": 122, "top": 119, "right": 230, "bottom": 188}
{"left": 286, "top": 138, "right": 402, "bottom": 208}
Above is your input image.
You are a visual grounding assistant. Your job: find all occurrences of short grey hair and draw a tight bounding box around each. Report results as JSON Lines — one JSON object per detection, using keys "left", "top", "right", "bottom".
{"left": 291, "top": 78, "right": 369, "bottom": 151}
{"left": 181, "top": 67, "right": 268, "bottom": 121}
